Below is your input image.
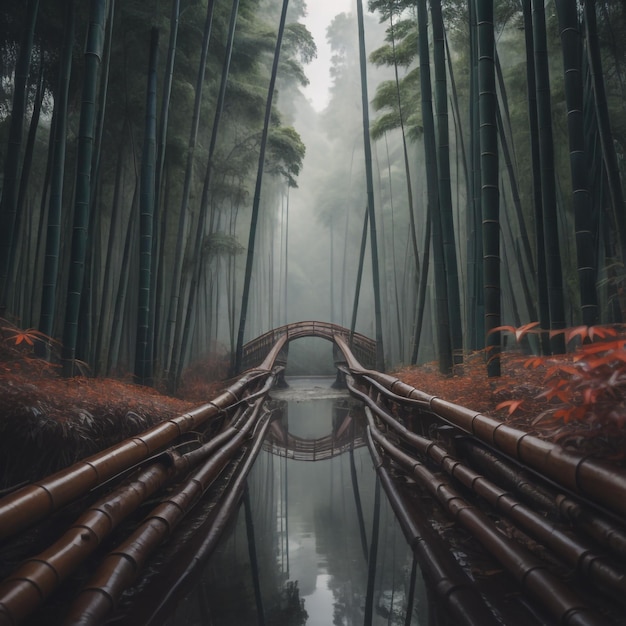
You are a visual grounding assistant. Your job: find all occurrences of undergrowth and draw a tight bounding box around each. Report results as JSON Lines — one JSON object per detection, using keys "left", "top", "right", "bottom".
{"left": 395, "top": 324, "right": 626, "bottom": 462}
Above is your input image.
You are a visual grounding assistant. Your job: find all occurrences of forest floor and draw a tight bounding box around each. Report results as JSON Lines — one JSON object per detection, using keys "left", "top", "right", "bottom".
{"left": 0, "top": 327, "right": 624, "bottom": 491}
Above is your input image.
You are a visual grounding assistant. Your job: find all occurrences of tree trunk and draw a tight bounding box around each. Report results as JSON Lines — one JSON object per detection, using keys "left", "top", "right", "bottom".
{"left": 234, "top": 0, "right": 290, "bottom": 373}
{"left": 0, "top": 0, "right": 40, "bottom": 312}
{"left": 61, "top": 0, "right": 107, "bottom": 376}
{"left": 583, "top": 0, "right": 626, "bottom": 269}
{"left": 431, "top": 0, "right": 463, "bottom": 368}
{"left": 521, "top": 0, "right": 550, "bottom": 354}
{"left": 38, "top": 0, "right": 75, "bottom": 349}
{"left": 417, "top": 0, "right": 452, "bottom": 374}
{"left": 555, "top": 0, "right": 598, "bottom": 327}
{"left": 476, "top": 0, "right": 500, "bottom": 377}
{"left": 134, "top": 27, "right": 159, "bottom": 386}
{"left": 356, "top": 0, "right": 385, "bottom": 371}
{"left": 532, "top": 0, "right": 566, "bottom": 354}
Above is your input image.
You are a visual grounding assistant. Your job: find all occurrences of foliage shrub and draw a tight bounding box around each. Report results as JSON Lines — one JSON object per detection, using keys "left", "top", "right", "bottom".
{"left": 496, "top": 324, "right": 626, "bottom": 433}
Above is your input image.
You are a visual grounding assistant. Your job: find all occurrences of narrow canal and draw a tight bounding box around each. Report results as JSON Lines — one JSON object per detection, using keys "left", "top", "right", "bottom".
{"left": 163, "top": 377, "right": 428, "bottom": 625}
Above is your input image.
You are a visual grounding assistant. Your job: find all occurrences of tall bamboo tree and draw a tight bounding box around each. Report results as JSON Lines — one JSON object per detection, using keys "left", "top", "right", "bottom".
{"left": 555, "top": 0, "right": 598, "bottom": 327}
{"left": 476, "top": 0, "right": 500, "bottom": 376}
{"left": 0, "top": 0, "right": 39, "bottom": 312}
{"left": 356, "top": 0, "right": 385, "bottom": 371}
{"left": 152, "top": 0, "right": 181, "bottom": 371}
{"left": 38, "top": 0, "right": 75, "bottom": 349}
{"left": 532, "top": 0, "right": 566, "bottom": 354}
{"left": 417, "top": 0, "right": 452, "bottom": 374}
{"left": 431, "top": 0, "right": 463, "bottom": 367}
{"left": 134, "top": 27, "right": 159, "bottom": 385}
{"left": 61, "top": 0, "right": 107, "bottom": 376}
{"left": 234, "top": 0, "right": 290, "bottom": 373}
{"left": 467, "top": 0, "right": 484, "bottom": 352}
{"left": 583, "top": 0, "right": 626, "bottom": 269}
{"left": 522, "top": 0, "right": 550, "bottom": 354}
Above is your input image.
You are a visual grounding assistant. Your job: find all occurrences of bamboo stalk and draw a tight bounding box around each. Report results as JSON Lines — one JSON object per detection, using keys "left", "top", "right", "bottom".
{"left": 364, "top": 408, "right": 609, "bottom": 626}
{"left": 115, "top": 410, "right": 274, "bottom": 626}
{"left": 461, "top": 441, "right": 626, "bottom": 559}
{"left": 365, "top": 425, "right": 500, "bottom": 626}
{"left": 0, "top": 370, "right": 269, "bottom": 541}
{"left": 0, "top": 381, "right": 276, "bottom": 626}
{"left": 340, "top": 357, "right": 626, "bottom": 519}
{"left": 61, "top": 398, "right": 269, "bottom": 625}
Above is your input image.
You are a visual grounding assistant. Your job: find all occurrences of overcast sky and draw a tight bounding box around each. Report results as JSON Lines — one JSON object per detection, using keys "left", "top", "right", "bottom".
{"left": 301, "top": 0, "right": 353, "bottom": 111}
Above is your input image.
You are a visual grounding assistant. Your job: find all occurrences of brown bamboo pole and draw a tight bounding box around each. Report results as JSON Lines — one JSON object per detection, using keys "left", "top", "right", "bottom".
{"left": 333, "top": 338, "right": 626, "bottom": 520}
{"left": 365, "top": 426, "right": 501, "bottom": 626}
{"left": 0, "top": 381, "right": 275, "bottom": 626}
{"left": 356, "top": 391, "right": 626, "bottom": 603}
{"left": 461, "top": 441, "right": 626, "bottom": 559}
{"left": 0, "top": 456, "right": 183, "bottom": 626}
{"left": 0, "top": 370, "right": 269, "bottom": 541}
{"left": 61, "top": 395, "right": 269, "bottom": 625}
{"left": 364, "top": 408, "right": 610, "bottom": 626}
{"left": 77, "top": 409, "right": 274, "bottom": 626}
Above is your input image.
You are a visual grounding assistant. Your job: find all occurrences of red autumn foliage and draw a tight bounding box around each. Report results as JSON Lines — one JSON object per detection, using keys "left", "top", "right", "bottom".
{"left": 394, "top": 325, "right": 626, "bottom": 463}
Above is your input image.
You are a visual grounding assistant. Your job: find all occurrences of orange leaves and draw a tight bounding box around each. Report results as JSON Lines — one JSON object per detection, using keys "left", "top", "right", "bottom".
{"left": 1, "top": 321, "right": 59, "bottom": 353}
{"left": 489, "top": 321, "right": 540, "bottom": 342}
{"left": 482, "top": 322, "right": 626, "bottom": 433}
{"left": 496, "top": 399, "right": 524, "bottom": 416}
{"left": 492, "top": 322, "right": 621, "bottom": 347}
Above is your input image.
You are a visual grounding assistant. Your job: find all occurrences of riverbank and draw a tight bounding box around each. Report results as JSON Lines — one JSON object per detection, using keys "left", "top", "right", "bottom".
{"left": 1, "top": 333, "right": 624, "bottom": 491}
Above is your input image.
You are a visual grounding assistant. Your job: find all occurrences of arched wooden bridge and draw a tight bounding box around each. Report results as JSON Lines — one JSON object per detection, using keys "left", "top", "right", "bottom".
{"left": 240, "top": 320, "right": 378, "bottom": 372}
{"left": 0, "top": 322, "right": 625, "bottom": 625}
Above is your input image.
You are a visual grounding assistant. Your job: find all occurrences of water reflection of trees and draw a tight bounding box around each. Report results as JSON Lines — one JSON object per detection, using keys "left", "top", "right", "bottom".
{"left": 164, "top": 395, "right": 427, "bottom": 625}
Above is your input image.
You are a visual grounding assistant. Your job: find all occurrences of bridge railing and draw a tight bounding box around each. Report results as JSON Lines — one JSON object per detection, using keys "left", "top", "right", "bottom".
{"left": 241, "top": 321, "right": 377, "bottom": 371}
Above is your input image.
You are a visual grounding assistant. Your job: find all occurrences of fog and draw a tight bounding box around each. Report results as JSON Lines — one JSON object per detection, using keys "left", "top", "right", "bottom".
{"left": 280, "top": 8, "right": 390, "bottom": 340}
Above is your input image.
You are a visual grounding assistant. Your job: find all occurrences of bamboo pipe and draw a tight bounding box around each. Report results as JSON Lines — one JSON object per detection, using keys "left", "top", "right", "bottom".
{"left": 61, "top": 395, "right": 270, "bottom": 626}
{"left": 461, "top": 440, "right": 626, "bottom": 559}
{"left": 365, "top": 426, "right": 501, "bottom": 626}
{"left": 361, "top": 397, "right": 626, "bottom": 603}
{"left": 349, "top": 378, "right": 626, "bottom": 601}
{"left": 0, "top": 384, "right": 276, "bottom": 626}
{"left": 0, "top": 370, "right": 269, "bottom": 541}
{"left": 334, "top": 342, "right": 626, "bottom": 520}
{"left": 364, "top": 408, "right": 609, "bottom": 626}
{"left": 103, "top": 410, "right": 274, "bottom": 626}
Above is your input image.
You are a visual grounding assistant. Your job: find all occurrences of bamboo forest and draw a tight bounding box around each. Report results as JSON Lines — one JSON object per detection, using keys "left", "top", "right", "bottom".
{"left": 1, "top": 1, "right": 626, "bottom": 625}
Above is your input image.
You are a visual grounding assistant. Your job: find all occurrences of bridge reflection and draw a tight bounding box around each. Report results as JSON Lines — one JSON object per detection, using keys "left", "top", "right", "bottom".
{"left": 265, "top": 398, "right": 366, "bottom": 461}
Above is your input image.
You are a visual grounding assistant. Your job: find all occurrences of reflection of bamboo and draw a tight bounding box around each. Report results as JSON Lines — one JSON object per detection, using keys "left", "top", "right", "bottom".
{"left": 363, "top": 475, "right": 380, "bottom": 626}
{"left": 364, "top": 425, "right": 498, "bottom": 626}
{"left": 349, "top": 446, "right": 368, "bottom": 562}
{"left": 404, "top": 553, "right": 418, "bottom": 626}
{"left": 364, "top": 408, "right": 610, "bottom": 625}
{"left": 244, "top": 485, "right": 266, "bottom": 626}
{"left": 0, "top": 370, "right": 269, "bottom": 541}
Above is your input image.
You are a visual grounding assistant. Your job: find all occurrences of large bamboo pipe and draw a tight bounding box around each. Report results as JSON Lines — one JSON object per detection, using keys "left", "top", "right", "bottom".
{"left": 60, "top": 396, "right": 271, "bottom": 626}
{"left": 0, "top": 378, "right": 276, "bottom": 626}
{"left": 364, "top": 408, "right": 609, "bottom": 626}
{"left": 333, "top": 335, "right": 626, "bottom": 520}
{"left": 0, "top": 370, "right": 269, "bottom": 541}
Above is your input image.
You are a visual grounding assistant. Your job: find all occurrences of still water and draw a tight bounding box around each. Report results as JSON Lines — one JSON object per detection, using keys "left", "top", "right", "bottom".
{"left": 164, "top": 377, "right": 427, "bottom": 625}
